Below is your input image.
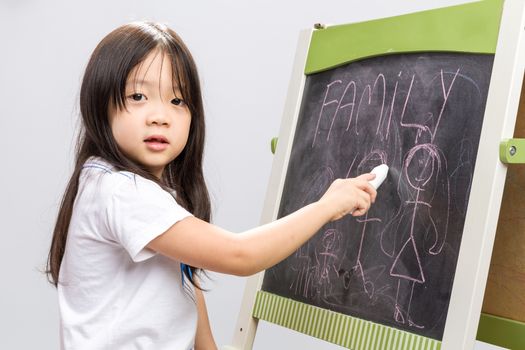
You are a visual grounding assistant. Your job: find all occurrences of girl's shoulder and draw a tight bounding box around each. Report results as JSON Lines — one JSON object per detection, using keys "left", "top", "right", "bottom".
{"left": 82, "top": 156, "right": 135, "bottom": 182}
{"left": 81, "top": 156, "right": 171, "bottom": 200}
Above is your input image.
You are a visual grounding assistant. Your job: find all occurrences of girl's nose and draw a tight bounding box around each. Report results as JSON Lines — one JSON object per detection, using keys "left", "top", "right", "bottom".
{"left": 146, "top": 105, "right": 170, "bottom": 126}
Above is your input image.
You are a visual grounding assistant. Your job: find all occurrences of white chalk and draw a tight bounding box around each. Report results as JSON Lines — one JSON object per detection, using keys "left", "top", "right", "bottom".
{"left": 368, "top": 164, "right": 389, "bottom": 189}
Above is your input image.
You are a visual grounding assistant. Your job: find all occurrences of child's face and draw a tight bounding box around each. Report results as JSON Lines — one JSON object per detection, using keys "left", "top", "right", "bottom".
{"left": 109, "top": 50, "right": 191, "bottom": 178}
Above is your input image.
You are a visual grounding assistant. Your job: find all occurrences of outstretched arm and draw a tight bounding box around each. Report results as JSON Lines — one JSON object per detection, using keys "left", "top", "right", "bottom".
{"left": 147, "top": 174, "right": 376, "bottom": 276}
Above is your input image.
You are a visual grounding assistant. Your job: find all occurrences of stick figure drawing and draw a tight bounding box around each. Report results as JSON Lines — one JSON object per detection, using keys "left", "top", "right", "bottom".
{"left": 380, "top": 143, "right": 450, "bottom": 328}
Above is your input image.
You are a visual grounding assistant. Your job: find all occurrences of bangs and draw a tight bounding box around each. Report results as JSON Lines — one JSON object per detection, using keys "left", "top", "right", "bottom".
{"left": 110, "top": 27, "right": 196, "bottom": 115}
{"left": 168, "top": 47, "right": 194, "bottom": 111}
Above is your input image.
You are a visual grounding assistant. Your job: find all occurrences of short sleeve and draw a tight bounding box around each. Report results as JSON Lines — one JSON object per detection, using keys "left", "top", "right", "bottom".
{"left": 106, "top": 175, "right": 193, "bottom": 262}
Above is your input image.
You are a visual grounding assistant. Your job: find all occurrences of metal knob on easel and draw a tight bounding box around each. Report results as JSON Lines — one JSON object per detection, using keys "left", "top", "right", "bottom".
{"left": 500, "top": 138, "right": 525, "bottom": 164}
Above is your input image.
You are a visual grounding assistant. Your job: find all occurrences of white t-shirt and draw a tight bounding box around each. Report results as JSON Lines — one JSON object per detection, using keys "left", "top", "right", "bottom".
{"left": 58, "top": 157, "right": 196, "bottom": 350}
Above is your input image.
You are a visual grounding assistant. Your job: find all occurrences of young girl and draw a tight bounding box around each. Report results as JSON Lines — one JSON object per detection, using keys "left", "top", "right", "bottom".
{"left": 46, "top": 21, "right": 376, "bottom": 350}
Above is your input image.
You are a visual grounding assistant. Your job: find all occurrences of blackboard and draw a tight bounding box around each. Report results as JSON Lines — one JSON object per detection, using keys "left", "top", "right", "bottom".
{"left": 261, "top": 52, "right": 494, "bottom": 340}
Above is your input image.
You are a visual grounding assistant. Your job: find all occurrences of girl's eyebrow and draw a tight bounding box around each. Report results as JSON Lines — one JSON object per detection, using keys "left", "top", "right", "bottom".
{"left": 125, "top": 79, "right": 180, "bottom": 91}
{"left": 126, "top": 79, "right": 155, "bottom": 88}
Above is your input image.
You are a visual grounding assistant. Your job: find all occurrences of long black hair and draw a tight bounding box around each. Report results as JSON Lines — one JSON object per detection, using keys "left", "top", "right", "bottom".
{"left": 46, "top": 22, "right": 211, "bottom": 289}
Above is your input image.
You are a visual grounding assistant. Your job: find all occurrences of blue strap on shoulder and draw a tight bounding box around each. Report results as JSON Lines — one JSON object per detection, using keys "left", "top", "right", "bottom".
{"left": 180, "top": 263, "right": 192, "bottom": 286}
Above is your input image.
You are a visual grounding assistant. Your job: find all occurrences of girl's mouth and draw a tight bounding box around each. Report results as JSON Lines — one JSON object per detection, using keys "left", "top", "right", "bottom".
{"left": 144, "top": 135, "right": 169, "bottom": 151}
{"left": 144, "top": 135, "right": 169, "bottom": 143}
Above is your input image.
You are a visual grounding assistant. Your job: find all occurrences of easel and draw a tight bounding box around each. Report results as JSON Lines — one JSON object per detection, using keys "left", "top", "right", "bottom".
{"left": 226, "top": 1, "right": 525, "bottom": 349}
{"left": 476, "top": 80, "right": 525, "bottom": 349}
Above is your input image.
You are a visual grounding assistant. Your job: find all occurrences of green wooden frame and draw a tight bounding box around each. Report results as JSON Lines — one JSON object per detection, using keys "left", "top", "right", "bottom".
{"left": 477, "top": 313, "right": 525, "bottom": 349}
{"left": 305, "top": 0, "right": 503, "bottom": 75}
{"left": 253, "top": 291, "right": 442, "bottom": 350}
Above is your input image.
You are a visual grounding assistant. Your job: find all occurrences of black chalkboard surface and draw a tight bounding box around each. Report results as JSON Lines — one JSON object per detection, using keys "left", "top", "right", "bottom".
{"left": 261, "top": 52, "right": 494, "bottom": 340}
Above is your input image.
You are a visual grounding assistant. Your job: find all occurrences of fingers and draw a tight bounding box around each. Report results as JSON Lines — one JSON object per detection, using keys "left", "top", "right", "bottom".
{"left": 321, "top": 175, "right": 379, "bottom": 221}
{"left": 351, "top": 176, "right": 377, "bottom": 204}
{"left": 352, "top": 208, "right": 367, "bottom": 217}
{"left": 351, "top": 188, "right": 372, "bottom": 217}
{"left": 362, "top": 182, "right": 377, "bottom": 203}
{"left": 356, "top": 173, "right": 376, "bottom": 182}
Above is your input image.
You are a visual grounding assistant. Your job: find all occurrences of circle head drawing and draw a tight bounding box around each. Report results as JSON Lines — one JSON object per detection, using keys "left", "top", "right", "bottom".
{"left": 404, "top": 144, "right": 441, "bottom": 190}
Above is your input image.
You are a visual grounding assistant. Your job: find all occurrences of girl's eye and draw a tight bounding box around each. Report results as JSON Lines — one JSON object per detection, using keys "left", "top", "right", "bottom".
{"left": 171, "top": 98, "right": 185, "bottom": 106}
{"left": 129, "top": 93, "right": 146, "bottom": 101}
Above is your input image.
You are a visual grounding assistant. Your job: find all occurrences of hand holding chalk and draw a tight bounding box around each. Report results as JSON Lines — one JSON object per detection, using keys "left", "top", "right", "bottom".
{"left": 319, "top": 166, "right": 386, "bottom": 221}
{"left": 345, "top": 164, "right": 387, "bottom": 217}
{"left": 368, "top": 164, "right": 389, "bottom": 190}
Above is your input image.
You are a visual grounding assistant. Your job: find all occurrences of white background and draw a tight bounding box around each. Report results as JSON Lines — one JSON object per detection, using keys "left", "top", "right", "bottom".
{"left": 0, "top": 0, "right": 507, "bottom": 349}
